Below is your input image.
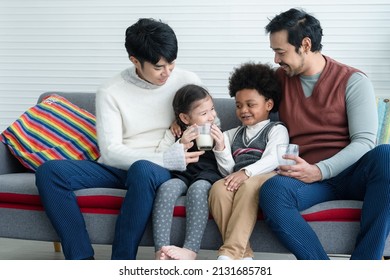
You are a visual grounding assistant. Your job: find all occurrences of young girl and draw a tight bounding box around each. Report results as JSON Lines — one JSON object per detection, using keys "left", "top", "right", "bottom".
{"left": 208, "top": 62, "right": 289, "bottom": 260}
{"left": 152, "top": 84, "right": 223, "bottom": 260}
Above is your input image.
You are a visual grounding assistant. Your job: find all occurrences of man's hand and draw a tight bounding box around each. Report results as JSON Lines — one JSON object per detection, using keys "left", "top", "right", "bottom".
{"left": 277, "top": 155, "right": 322, "bottom": 183}
{"left": 223, "top": 170, "right": 249, "bottom": 192}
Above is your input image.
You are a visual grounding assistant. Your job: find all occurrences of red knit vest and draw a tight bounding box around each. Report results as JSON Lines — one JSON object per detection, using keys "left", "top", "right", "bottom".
{"left": 277, "top": 56, "right": 362, "bottom": 164}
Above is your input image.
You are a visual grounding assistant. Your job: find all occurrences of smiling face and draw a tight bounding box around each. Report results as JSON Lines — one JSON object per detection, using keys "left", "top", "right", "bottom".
{"left": 235, "top": 89, "right": 273, "bottom": 126}
{"left": 130, "top": 56, "right": 175, "bottom": 86}
{"left": 179, "top": 95, "right": 217, "bottom": 126}
{"left": 270, "top": 30, "right": 307, "bottom": 77}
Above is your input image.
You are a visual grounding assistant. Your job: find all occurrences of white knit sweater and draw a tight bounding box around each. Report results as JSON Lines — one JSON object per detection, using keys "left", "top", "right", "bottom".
{"left": 96, "top": 66, "right": 202, "bottom": 170}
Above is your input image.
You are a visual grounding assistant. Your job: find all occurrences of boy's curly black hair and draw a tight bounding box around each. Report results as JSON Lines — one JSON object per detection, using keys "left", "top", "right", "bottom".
{"left": 228, "top": 62, "right": 281, "bottom": 112}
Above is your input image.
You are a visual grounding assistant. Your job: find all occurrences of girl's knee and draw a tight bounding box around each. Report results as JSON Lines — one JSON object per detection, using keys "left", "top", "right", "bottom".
{"left": 188, "top": 180, "right": 211, "bottom": 197}
{"left": 157, "top": 178, "right": 185, "bottom": 196}
{"left": 160, "top": 178, "right": 182, "bottom": 189}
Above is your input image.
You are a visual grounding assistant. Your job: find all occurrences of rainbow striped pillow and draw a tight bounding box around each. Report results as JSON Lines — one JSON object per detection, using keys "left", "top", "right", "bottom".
{"left": 0, "top": 94, "right": 100, "bottom": 171}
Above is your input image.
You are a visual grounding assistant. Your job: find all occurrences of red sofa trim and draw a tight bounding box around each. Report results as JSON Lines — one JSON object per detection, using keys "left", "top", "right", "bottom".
{"left": 0, "top": 193, "right": 362, "bottom": 222}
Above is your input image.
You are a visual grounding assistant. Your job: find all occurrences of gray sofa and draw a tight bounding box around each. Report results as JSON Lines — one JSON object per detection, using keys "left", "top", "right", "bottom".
{"left": 1, "top": 91, "right": 389, "bottom": 259}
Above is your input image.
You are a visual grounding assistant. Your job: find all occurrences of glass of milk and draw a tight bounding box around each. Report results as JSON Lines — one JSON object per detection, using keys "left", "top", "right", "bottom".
{"left": 196, "top": 123, "right": 214, "bottom": 151}
{"left": 277, "top": 144, "right": 299, "bottom": 165}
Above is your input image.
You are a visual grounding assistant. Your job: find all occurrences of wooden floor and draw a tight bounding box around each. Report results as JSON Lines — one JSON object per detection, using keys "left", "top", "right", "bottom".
{"left": 0, "top": 237, "right": 298, "bottom": 260}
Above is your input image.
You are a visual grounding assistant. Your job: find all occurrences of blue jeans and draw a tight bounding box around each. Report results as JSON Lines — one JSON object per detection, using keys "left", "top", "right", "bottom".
{"left": 36, "top": 159, "right": 171, "bottom": 260}
{"left": 259, "top": 145, "right": 390, "bottom": 260}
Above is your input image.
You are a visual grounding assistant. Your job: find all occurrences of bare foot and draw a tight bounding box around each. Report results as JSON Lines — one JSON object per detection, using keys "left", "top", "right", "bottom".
{"left": 155, "top": 250, "right": 171, "bottom": 260}
{"left": 161, "top": 245, "right": 197, "bottom": 260}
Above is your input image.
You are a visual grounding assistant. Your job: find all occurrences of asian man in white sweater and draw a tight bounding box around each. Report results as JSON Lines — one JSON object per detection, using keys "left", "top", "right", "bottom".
{"left": 36, "top": 18, "right": 204, "bottom": 260}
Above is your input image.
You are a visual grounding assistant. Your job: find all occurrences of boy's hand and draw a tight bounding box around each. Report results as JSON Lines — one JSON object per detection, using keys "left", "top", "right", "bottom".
{"left": 223, "top": 170, "right": 249, "bottom": 192}
{"left": 170, "top": 120, "right": 182, "bottom": 138}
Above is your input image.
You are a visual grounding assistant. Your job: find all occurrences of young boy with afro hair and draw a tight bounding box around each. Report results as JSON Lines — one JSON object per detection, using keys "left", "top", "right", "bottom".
{"left": 208, "top": 62, "right": 289, "bottom": 260}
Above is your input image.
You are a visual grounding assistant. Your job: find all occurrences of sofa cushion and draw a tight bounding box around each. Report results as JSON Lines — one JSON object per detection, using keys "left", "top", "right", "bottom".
{"left": 299, "top": 200, "right": 362, "bottom": 222}
{"left": 0, "top": 172, "right": 362, "bottom": 222}
{"left": 0, "top": 173, "right": 125, "bottom": 214}
{"left": 0, "top": 94, "right": 100, "bottom": 171}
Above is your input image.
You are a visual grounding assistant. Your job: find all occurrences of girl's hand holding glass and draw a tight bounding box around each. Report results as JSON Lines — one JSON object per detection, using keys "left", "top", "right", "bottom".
{"left": 211, "top": 123, "right": 225, "bottom": 151}
{"left": 180, "top": 124, "right": 199, "bottom": 145}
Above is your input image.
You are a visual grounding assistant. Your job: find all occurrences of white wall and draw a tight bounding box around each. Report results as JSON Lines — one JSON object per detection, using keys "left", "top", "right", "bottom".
{"left": 1, "top": 0, "right": 389, "bottom": 131}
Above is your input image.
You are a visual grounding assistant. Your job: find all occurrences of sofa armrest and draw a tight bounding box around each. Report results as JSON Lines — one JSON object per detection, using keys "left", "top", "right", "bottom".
{"left": 0, "top": 143, "right": 27, "bottom": 174}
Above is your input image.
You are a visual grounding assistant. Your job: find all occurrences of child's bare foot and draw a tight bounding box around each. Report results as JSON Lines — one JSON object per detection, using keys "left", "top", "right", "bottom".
{"left": 161, "top": 246, "right": 197, "bottom": 260}
{"left": 155, "top": 250, "right": 171, "bottom": 260}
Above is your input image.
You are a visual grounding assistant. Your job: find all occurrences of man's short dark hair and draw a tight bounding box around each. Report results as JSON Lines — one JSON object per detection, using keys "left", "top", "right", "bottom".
{"left": 125, "top": 18, "right": 178, "bottom": 65}
{"left": 265, "top": 8, "right": 323, "bottom": 53}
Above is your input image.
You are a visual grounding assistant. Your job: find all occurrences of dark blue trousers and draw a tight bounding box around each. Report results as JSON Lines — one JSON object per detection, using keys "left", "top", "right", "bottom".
{"left": 259, "top": 144, "right": 390, "bottom": 260}
{"left": 36, "top": 159, "right": 171, "bottom": 260}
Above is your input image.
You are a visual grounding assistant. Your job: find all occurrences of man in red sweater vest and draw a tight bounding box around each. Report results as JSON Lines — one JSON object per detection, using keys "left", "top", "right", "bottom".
{"left": 259, "top": 8, "right": 390, "bottom": 260}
